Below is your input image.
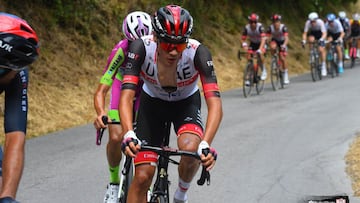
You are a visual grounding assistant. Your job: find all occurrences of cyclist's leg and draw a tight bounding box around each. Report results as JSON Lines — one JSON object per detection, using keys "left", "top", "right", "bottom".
{"left": 280, "top": 46, "right": 289, "bottom": 84}
{"left": 314, "top": 32, "right": 327, "bottom": 75}
{"left": 269, "top": 40, "right": 277, "bottom": 56}
{"left": 129, "top": 91, "right": 169, "bottom": 202}
{"left": 173, "top": 91, "right": 203, "bottom": 202}
{"left": 103, "top": 79, "right": 124, "bottom": 202}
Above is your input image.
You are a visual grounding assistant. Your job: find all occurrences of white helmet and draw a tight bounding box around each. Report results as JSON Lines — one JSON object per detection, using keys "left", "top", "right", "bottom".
{"left": 122, "top": 11, "right": 153, "bottom": 41}
{"left": 308, "top": 12, "right": 319, "bottom": 21}
{"left": 353, "top": 13, "right": 360, "bottom": 21}
{"left": 339, "top": 11, "right": 346, "bottom": 19}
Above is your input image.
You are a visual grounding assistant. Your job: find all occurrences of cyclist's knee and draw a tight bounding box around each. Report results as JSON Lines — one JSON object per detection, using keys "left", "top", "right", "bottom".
{"left": 133, "top": 165, "right": 155, "bottom": 188}
{"left": 108, "top": 127, "right": 123, "bottom": 143}
{"left": 177, "top": 133, "right": 201, "bottom": 152}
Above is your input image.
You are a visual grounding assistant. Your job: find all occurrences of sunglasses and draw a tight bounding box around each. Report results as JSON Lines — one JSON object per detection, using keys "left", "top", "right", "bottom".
{"left": 159, "top": 41, "right": 188, "bottom": 52}
{"left": 249, "top": 20, "right": 257, "bottom": 24}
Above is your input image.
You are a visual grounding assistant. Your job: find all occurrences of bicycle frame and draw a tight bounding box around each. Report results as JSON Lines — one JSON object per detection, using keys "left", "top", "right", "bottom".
{"left": 141, "top": 143, "right": 210, "bottom": 203}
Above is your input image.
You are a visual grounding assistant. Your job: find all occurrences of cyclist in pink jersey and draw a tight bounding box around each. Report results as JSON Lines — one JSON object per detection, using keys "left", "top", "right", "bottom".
{"left": 93, "top": 11, "right": 152, "bottom": 203}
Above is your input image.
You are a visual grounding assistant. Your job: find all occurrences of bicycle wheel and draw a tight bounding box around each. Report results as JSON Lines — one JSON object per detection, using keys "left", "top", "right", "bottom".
{"left": 243, "top": 63, "right": 254, "bottom": 98}
{"left": 310, "top": 52, "right": 319, "bottom": 82}
{"left": 270, "top": 59, "right": 280, "bottom": 91}
{"left": 279, "top": 70, "right": 284, "bottom": 89}
{"left": 255, "top": 66, "right": 265, "bottom": 95}
{"left": 330, "top": 60, "right": 337, "bottom": 78}
{"left": 118, "top": 158, "right": 134, "bottom": 203}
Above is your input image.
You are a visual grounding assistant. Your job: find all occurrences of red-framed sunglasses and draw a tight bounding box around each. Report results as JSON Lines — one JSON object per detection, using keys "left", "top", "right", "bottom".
{"left": 159, "top": 41, "right": 188, "bottom": 52}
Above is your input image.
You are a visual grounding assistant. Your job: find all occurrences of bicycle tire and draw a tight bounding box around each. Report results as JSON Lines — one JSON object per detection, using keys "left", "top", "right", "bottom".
{"left": 270, "top": 58, "right": 280, "bottom": 91}
{"left": 118, "top": 158, "right": 134, "bottom": 203}
{"left": 279, "top": 70, "right": 284, "bottom": 89}
{"left": 243, "top": 62, "right": 253, "bottom": 98}
{"left": 255, "top": 65, "right": 265, "bottom": 95}
{"left": 330, "top": 60, "right": 337, "bottom": 78}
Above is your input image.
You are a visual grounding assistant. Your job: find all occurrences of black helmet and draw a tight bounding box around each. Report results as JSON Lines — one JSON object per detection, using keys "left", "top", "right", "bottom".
{"left": 152, "top": 5, "right": 193, "bottom": 43}
{"left": 0, "top": 12, "right": 39, "bottom": 70}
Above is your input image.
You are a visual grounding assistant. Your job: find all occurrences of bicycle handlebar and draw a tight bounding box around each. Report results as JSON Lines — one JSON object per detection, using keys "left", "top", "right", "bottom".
{"left": 96, "top": 115, "right": 121, "bottom": 145}
{"left": 140, "top": 144, "right": 211, "bottom": 186}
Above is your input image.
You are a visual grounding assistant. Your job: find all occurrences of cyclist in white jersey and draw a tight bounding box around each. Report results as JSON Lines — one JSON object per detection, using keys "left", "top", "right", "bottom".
{"left": 266, "top": 14, "right": 290, "bottom": 84}
{"left": 302, "top": 12, "right": 328, "bottom": 76}
{"left": 241, "top": 13, "right": 268, "bottom": 84}
{"left": 325, "top": 13, "right": 345, "bottom": 73}
{"left": 119, "top": 5, "right": 222, "bottom": 203}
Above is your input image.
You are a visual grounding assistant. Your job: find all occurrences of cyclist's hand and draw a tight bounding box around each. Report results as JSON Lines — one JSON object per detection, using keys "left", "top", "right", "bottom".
{"left": 256, "top": 49, "right": 262, "bottom": 54}
{"left": 94, "top": 114, "right": 107, "bottom": 130}
{"left": 121, "top": 130, "right": 141, "bottom": 158}
{"left": 280, "top": 44, "right": 286, "bottom": 52}
{"left": 197, "top": 141, "right": 218, "bottom": 171}
{"left": 301, "top": 40, "right": 306, "bottom": 48}
{"left": 337, "top": 38, "right": 343, "bottom": 44}
{"left": 319, "top": 38, "right": 325, "bottom": 46}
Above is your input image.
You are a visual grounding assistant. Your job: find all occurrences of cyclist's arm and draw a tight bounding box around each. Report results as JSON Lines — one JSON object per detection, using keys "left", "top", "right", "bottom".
{"left": 241, "top": 27, "right": 248, "bottom": 49}
{"left": 194, "top": 44, "right": 223, "bottom": 145}
{"left": 94, "top": 84, "right": 111, "bottom": 129}
{"left": 258, "top": 25, "right": 267, "bottom": 51}
{"left": 94, "top": 44, "right": 126, "bottom": 128}
{"left": 302, "top": 21, "right": 310, "bottom": 41}
{"left": 120, "top": 39, "right": 145, "bottom": 133}
{"left": 282, "top": 26, "right": 289, "bottom": 47}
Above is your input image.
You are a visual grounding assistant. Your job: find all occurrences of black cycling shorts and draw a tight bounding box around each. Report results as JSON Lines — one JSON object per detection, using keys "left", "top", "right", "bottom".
{"left": 135, "top": 90, "right": 204, "bottom": 147}
{"left": 308, "top": 30, "right": 323, "bottom": 40}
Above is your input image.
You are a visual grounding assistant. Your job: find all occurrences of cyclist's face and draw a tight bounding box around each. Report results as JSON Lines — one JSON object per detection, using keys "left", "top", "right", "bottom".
{"left": 155, "top": 36, "right": 184, "bottom": 65}
{"left": 249, "top": 20, "right": 257, "bottom": 28}
{"left": 273, "top": 20, "right": 280, "bottom": 28}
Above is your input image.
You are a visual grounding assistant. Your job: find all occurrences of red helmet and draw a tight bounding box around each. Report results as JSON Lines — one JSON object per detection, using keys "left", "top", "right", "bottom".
{"left": 248, "top": 13, "right": 259, "bottom": 21}
{"left": 152, "top": 5, "right": 193, "bottom": 43}
{"left": 0, "top": 12, "right": 39, "bottom": 70}
{"left": 271, "top": 14, "right": 282, "bottom": 21}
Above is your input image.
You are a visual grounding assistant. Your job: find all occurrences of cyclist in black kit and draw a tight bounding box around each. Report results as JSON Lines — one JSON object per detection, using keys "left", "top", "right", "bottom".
{"left": 119, "top": 5, "right": 222, "bottom": 203}
{"left": 0, "top": 13, "right": 39, "bottom": 203}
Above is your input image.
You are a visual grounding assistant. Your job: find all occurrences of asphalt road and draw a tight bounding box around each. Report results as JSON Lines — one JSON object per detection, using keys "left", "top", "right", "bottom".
{"left": 17, "top": 64, "right": 360, "bottom": 203}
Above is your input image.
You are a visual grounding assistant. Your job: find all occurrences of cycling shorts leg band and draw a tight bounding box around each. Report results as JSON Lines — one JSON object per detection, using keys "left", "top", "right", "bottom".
{"left": 108, "top": 109, "right": 120, "bottom": 122}
{"left": 134, "top": 151, "right": 158, "bottom": 165}
{"left": 177, "top": 123, "right": 204, "bottom": 139}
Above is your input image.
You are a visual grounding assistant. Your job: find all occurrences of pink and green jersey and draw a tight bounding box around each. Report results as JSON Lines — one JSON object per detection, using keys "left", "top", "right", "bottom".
{"left": 100, "top": 39, "right": 129, "bottom": 121}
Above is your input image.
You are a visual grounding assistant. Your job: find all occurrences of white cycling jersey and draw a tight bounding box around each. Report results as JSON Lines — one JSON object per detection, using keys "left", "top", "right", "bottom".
{"left": 326, "top": 19, "right": 344, "bottom": 34}
{"left": 140, "top": 35, "right": 200, "bottom": 101}
{"left": 304, "top": 19, "right": 327, "bottom": 33}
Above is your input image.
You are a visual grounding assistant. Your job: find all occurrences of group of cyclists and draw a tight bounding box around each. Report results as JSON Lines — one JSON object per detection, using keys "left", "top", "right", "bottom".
{"left": 241, "top": 13, "right": 290, "bottom": 85}
{"left": 241, "top": 10, "right": 360, "bottom": 87}
{"left": 301, "top": 10, "right": 360, "bottom": 76}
